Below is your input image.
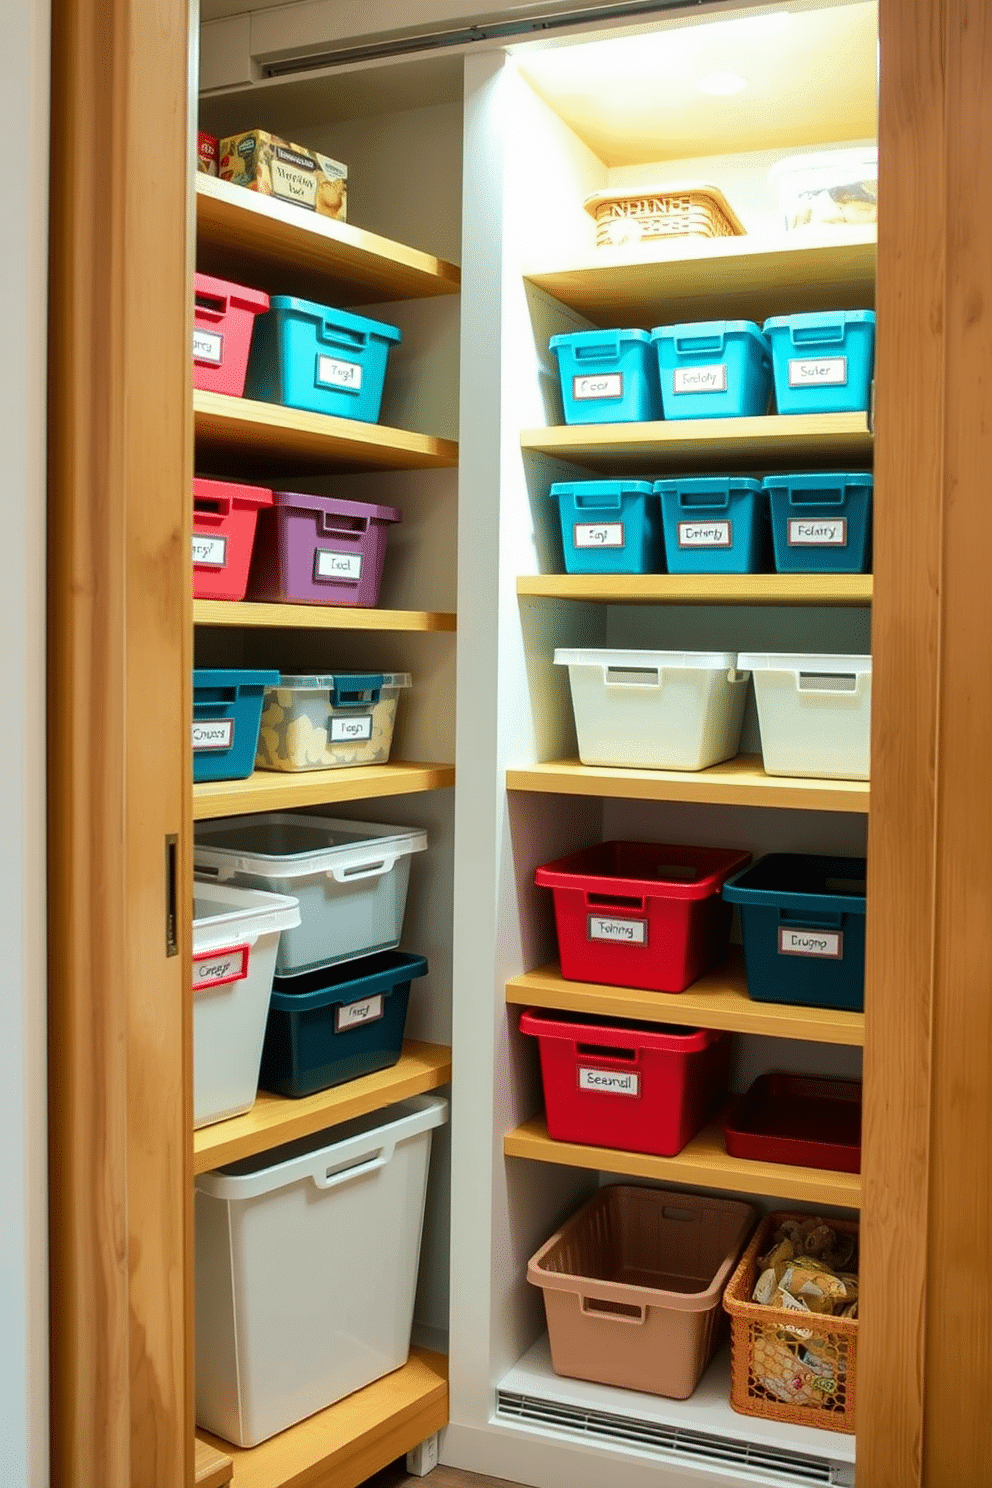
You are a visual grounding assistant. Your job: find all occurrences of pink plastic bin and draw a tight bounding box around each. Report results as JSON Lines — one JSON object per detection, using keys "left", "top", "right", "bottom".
{"left": 247, "top": 490, "right": 401, "bottom": 608}
{"left": 193, "top": 272, "right": 269, "bottom": 398}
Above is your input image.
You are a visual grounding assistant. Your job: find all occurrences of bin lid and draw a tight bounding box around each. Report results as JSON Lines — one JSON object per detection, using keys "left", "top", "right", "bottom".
{"left": 549, "top": 328, "right": 651, "bottom": 349}
{"left": 654, "top": 476, "right": 762, "bottom": 494}
{"left": 738, "top": 652, "right": 871, "bottom": 673}
{"left": 269, "top": 950, "right": 428, "bottom": 1010}
{"left": 193, "top": 668, "right": 281, "bottom": 690}
{"left": 650, "top": 319, "right": 766, "bottom": 343}
{"left": 267, "top": 296, "right": 402, "bottom": 343}
{"left": 763, "top": 309, "right": 876, "bottom": 332}
{"left": 273, "top": 673, "right": 411, "bottom": 691}
{"left": 554, "top": 648, "right": 740, "bottom": 671}
{"left": 192, "top": 878, "right": 301, "bottom": 955}
{"left": 194, "top": 812, "right": 428, "bottom": 881}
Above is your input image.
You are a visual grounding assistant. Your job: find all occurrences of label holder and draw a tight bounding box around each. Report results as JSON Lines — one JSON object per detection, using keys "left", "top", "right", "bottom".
{"left": 192, "top": 942, "right": 250, "bottom": 993}
{"left": 335, "top": 993, "right": 385, "bottom": 1032}
{"left": 677, "top": 519, "right": 733, "bottom": 549}
{"left": 192, "top": 532, "right": 229, "bottom": 568}
{"left": 193, "top": 328, "right": 224, "bottom": 366}
{"left": 192, "top": 718, "right": 234, "bottom": 752}
{"left": 787, "top": 355, "right": 848, "bottom": 388}
{"left": 573, "top": 522, "right": 625, "bottom": 550}
{"left": 577, "top": 1065, "right": 641, "bottom": 1098}
{"left": 315, "top": 548, "right": 364, "bottom": 582}
{"left": 572, "top": 372, "right": 623, "bottom": 401}
{"left": 673, "top": 363, "right": 728, "bottom": 394}
{"left": 787, "top": 517, "right": 848, "bottom": 547}
{"left": 330, "top": 714, "right": 374, "bottom": 744}
{"left": 778, "top": 926, "right": 844, "bottom": 960}
{"left": 587, "top": 914, "right": 648, "bottom": 946}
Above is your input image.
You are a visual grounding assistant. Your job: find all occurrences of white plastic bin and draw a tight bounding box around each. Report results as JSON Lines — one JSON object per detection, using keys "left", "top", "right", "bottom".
{"left": 192, "top": 880, "right": 301, "bottom": 1129}
{"left": 193, "top": 813, "right": 427, "bottom": 976}
{"left": 740, "top": 653, "right": 871, "bottom": 780}
{"left": 555, "top": 649, "right": 749, "bottom": 771}
{"left": 195, "top": 1094, "right": 448, "bottom": 1446}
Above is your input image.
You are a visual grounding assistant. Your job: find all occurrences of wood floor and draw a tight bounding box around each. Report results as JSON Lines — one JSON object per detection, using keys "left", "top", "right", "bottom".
{"left": 366, "top": 1460, "right": 522, "bottom": 1488}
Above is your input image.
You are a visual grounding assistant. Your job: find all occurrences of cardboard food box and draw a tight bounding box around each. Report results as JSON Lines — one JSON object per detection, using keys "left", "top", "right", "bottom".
{"left": 219, "top": 130, "right": 347, "bottom": 221}
{"left": 197, "top": 132, "right": 219, "bottom": 176}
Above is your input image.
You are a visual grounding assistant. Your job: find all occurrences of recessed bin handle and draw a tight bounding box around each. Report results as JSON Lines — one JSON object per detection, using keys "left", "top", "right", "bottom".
{"left": 678, "top": 488, "right": 731, "bottom": 511}
{"left": 194, "top": 689, "right": 237, "bottom": 708}
{"left": 328, "top": 853, "right": 398, "bottom": 884}
{"left": 780, "top": 909, "right": 845, "bottom": 929}
{"left": 574, "top": 334, "right": 621, "bottom": 362}
{"left": 788, "top": 484, "right": 845, "bottom": 508}
{"left": 797, "top": 672, "right": 859, "bottom": 693}
{"left": 193, "top": 498, "right": 232, "bottom": 524}
{"left": 319, "top": 320, "right": 368, "bottom": 350}
{"left": 604, "top": 666, "right": 661, "bottom": 689}
{"left": 789, "top": 316, "right": 846, "bottom": 347}
{"left": 312, "top": 1144, "right": 393, "bottom": 1191}
{"left": 674, "top": 330, "right": 724, "bottom": 356}
{"left": 195, "top": 291, "right": 228, "bottom": 322}
{"left": 320, "top": 511, "right": 370, "bottom": 537}
{"left": 575, "top": 1043, "right": 637, "bottom": 1063}
{"left": 579, "top": 1296, "right": 647, "bottom": 1325}
{"left": 574, "top": 491, "right": 623, "bottom": 511}
{"left": 586, "top": 892, "right": 645, "bottom": 911}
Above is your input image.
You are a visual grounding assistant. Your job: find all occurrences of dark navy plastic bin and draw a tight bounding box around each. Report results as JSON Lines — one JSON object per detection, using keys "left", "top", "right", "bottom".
{"left": 258, "top": 950, "right": 427, "bottom": 1098}
{"left": 192, "top": 669, "right": 279, "bottom": 783}
{"left": 245, "top": 295, "right": 402, "bottom": 423}
{"left": 549, "top": 329, "right": 662, "bottom": 425}
{"left": 723, "top": 854, "right": 867, "bottom": 1013}
{"left": 764, "top": 472, "right": 873, "bottom": 574}
{"left": 551, "top": 480, "right": 663, "bottom": 574}
{"left": 652, "top": 321, "right": 772, "bottom": 421}
{"left": 764, "top": 310, "right": 875, "bottom": 415}
{"left": 654, "top": 476, "right": 766, "bottom": 574}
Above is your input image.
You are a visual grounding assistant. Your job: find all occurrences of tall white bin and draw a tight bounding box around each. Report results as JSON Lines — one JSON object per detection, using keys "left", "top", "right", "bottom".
{"left": 195, "top": 1094, "right": 448, "bottom": 1447}
{"left": 740, "top": 652, "right": 872, "bottom": 779}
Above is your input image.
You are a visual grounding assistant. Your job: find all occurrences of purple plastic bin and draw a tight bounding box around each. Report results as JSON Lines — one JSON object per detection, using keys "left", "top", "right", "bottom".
{"left": 247, "top": 490, "right": 401, "bottom": 608}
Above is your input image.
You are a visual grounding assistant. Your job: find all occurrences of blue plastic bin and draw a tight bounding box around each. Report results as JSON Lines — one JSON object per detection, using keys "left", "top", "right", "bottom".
{"left": 258, "top": 950, "right": 426, "bottom": 1098}
{"left": 245, "top": 295, "right": 402, "bottom": 423}
{"left": 764, "top": 310, "right": 875, "bottom": 415}
{"left": 549, "top": 329, "right": 662, "bottom": 425}
{"left": 551, "top": 480, "right": 663, "bottom": 574}
{"left": 723, "top": 854, "right": 867, "bottom": 1013}
{"left": 764, "top": 471, "right": 873, "bottom": 574}
{"left": 654, "top": 476, "right": 766, "bottom": 574}
{"left": 192, "top": 669, "right": 279, "bottom": 783}
{"left": 651, "top": 321, "right": 772, "bottom": 421}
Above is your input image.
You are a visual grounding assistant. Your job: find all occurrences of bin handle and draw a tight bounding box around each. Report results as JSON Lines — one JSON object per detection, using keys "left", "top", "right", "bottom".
{"left": 319, "top": 320, "right": 368, "bottom": 350}
{"left": 678, "top": 488, "right": 731, "bottom": 511}
{"left": 312, "top": 1144, "right": 393, "bottom": 1191}
{"left": 329, "top": 675, "right": 383, "bottom": 707}
{"left": 790, "top": 317, "right": 845, "bottom": 347}
{"left": 320, "top": 511, "right": 370, "bottom": 537}
{"left": 579, "top": 1296, "right": 647, "bottom": 1325}
{"left": 604, "top": 666, "right": 661, "bottom": 689}
{"left": 797, "top": 671, "right": 858, "bottom": 693}
{"left": 193, "top": 497, "right": 233, "bottom": 523}
{"left": 586, "top": 892, "right": 645, "bottom": 912}
{"left": 787, "top": 485, "right": 845, "bottom": 508}
{"left": 327, "top": 853, "right": 398, "bottom": 884}
{"left": 574, "top": 334, "right": 621, "bottom": 361}
{"left": 574, "top": 491, "right": 623, "bottom": 512}
{"left": 674, "top": 330, "right": 725, "bottom": 356}
{"left": 575, "top": 1043, "right": 638, "bottom": 1063}
{"left": 195, "top": 291, "right": 228, "bottom": 322}
{"left": 780, "top": 909, "right": 845, "bottom": 930}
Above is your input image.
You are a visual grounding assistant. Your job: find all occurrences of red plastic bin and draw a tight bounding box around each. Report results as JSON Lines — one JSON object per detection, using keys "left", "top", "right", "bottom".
{"left": 724, "top": 1073, "right": 862, "bottom": 1173}
{"left": 520, "top": 1007, "right": 730, "bottom": 1157}
{"left": 535, "top": 841, "right": 751, "bottom": 994}
{"left": 193, "top": 272, "right": 269, "bottom": 397}
{"left": 193, "top": 478, "right": 274, "bottom": 602}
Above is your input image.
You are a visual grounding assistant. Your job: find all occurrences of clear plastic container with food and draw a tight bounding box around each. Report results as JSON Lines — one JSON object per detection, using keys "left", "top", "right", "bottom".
{"left": 769, "top": 148, "right": 877, "bottom": 230}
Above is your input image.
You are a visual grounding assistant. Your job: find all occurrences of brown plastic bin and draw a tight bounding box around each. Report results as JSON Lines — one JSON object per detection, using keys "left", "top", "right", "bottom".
{"left": 527, "top": 1185, "right": 756, "bottom": 1400}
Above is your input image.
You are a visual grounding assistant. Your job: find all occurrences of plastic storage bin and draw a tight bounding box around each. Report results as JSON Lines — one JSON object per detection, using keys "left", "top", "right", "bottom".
{"left": 255, "top": 672, "right": 410, "bottom": 772}
{"left": 195, "top": 1093, "right": 447, "bottom": 1446}
{"left": 740, "top": 652, "right": 871, "bottom": 779}
{"left": 247, "top": 489, "right": 401, "bottom": 608}
{"left": 723, "top": 853, "right": 867, "bottom": 1013}
{"left": 655, "top": 476, "right": 766, "bottom": 574}
{"left": 555, "top": 648, "right": 749, "bottom": 771}
{"left": 550, "top": 480, "right": 663, "bottom": 575}
{"left": 549, "top": 329, "right": 663, "bottom": 425}
{"left": 652, "top": 321, "right": 772, "bottom": 421}
{"left": 534, "top": 841, "right": 751, "bottom": 993}
{"left": 764, "top": 311, "right": 875, "bottom": 415}
{"left": 193, "top": 272, "right": 269, "bottom": 398}
{"left": 528, "top": 1186, "right": 755, "bottom": 1399}
{"left": 770, "top": 148, "right": 877, "bottom": 231}
{"left": 764, "top": 472, "right": 872, "bottom": 574}
{"left": 520, "top": 1007, "right": 730, "bottom": 1157}
{"left": 193, "top": 477, "right": 274, "bottom": 602}
{"left": 724, "top": 1074, "right": 862, "bottom": 1173}
{"left": 192, "top": 669, "right": 279, "bottom": 783}
{"left": 192, "top": 880, "right": 300, "bottom": 1128}
{"left": 193, "top": 813, "right": 428, "bottom": 977}
{"left": 259, "top": 950, "right": 426, "bottom": 1098}
{"left": 245, "top": 295, "right": 401, "bottom": 423}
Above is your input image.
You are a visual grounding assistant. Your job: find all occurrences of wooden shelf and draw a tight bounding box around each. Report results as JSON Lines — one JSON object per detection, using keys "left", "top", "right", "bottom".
{"left": 517, "top": 573, "right": 872, "bottom": 606}
{"left": 194, "top": 390, "right": 459, "bottom": 476}
{"left": 507, "top": 756, "right": 869, "bottom": 814}
{"left": 194, "top": 599, "right": 456, "bottom": 632}
{"left": 521, "top": 414, "right": 872, "bottom": 475}
{"left": 196, "top": 173, "right": 461, "bottom": 307}
{"left": 193, "top": 761, "right": 455, "bottom": 820}
{"left": 525, "top": 229, "right": 876, "bottom": 328}
{"left": 194, "top": 1041, "right": 451, "bottom": 1174}
{"left": 507, "top": 951, "right": 864, "bottom": 1047}
{"left": 195, "top": 1438, "right": 233, "bottom": 1488}
{"left": 505, "top": 1116, "right": 861, "bottom": 1209}
{"left": 197, "top": 1348, "right": 448, "bottom": 1488}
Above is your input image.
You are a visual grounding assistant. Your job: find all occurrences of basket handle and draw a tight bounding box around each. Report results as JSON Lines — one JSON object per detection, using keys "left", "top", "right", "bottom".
{"left": 579, "top": 1296, "right": 646, "bottom": 1325}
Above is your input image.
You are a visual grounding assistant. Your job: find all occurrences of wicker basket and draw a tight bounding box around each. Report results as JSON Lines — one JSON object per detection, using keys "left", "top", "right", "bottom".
{"left": 723, "top": 1211, "right": 859, "bottom": 1435}
{"left": 584, "top": 183, "right": 744, "bottom": 248}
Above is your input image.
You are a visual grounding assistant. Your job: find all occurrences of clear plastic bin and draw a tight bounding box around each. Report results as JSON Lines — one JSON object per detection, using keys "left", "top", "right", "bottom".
{"left": 769, "top": 148, "right": 877, "bottom": 231}
{"left": 255, "top": 672, "right": 410, "bottom": 772}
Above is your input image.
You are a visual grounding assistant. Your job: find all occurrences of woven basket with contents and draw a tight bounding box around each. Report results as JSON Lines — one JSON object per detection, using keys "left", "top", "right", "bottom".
{"left": 584, "top": 182, "right": 744, "bottom": 248}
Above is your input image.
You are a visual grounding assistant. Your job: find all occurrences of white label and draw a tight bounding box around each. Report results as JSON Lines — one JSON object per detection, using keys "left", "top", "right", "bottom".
{"left": 573, "top": 522, "right": 625, "bottom": 550}
{"left": 588, "top": 915, "right": 647, "bottom": 946}
{"left": 192, "top": 328, "right": 224, "bottom": 365}
{"left": 315, "top": 549, "right": 363, "bottom": 582}
{"left": 336, "top": 993, "right": 384, "bottom": 1031}
{"left": 572, "top": 372, "right": 623, "bottom": 401}
{"left": 673, "top": 363, "right": 728, "bottom": 394}
{"left": 330, "top": 714, "right": 373, "bottom": 743}
{"left": 578, "top": 1066, "right": 641, "bottom": 1097}
{"left": 192, "top": 718, "right": 234, "bottom": 752}
{"left": 192, "top": 533, "right": 228, "bottom": 567}
{"left": 271, "top": 156, "right": 317, "bottom": 208}
{"left": 778, "top": 927, "right": 844, "bottom": 960}
{"left": 788, "top": 355, "right": 848, "bottom": 387}
{"left": 678, "top": 519, "right": 732, "bottom": 548}
{"left": 317, "top": 354, "right": 363, "bottom": 390}
{"left": 192, "top": 945, "right": 248, "bottom": 992}
{"left": 787, "top": 518, "right": 848, "bottom": 547}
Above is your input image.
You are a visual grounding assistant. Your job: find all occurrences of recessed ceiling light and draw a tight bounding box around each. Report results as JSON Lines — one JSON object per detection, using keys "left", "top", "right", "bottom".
{"left": 696, "top": 71, "right": 749, "bottom": 96}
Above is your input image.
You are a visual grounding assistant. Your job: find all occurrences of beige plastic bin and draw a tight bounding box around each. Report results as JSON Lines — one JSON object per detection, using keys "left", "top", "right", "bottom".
{"left": 528, "top": 1185, "right": 755, "bottom": 1400}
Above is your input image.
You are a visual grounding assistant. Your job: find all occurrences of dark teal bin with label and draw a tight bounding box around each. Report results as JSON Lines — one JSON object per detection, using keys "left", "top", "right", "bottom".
{"left": 654, "top": 476, "right": 766, "bottom": 574}
{"left": 551, "top": 480, "right": 663, "bottom": 574}
{"left": 764, "top": 471, "right": 873, "bottom": 574}
{"left": 549, "top": 329, "right": 662, "bottom": 424}
{"left": 193, "top": 669, "right": 280, "bottom": 783}
{"left": 245, "top": 295, "right": 401, "bottom": 423}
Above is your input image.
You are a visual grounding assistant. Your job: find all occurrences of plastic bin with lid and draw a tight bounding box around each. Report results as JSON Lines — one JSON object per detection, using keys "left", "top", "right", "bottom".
{"left": 764, "top": 310, "right": 876, "bottom": 415}
{"left": 549, "top": 329, "right": 662, "bottom": 425}
{"left": 651, "top": 321, "right": 772, "bottom": 421}
{"left": 528, "top": 1186, "right": 755, "bottom": 1399}
{"left": 769, "top": 147, "right": 877, "bottom": 231}
{"left": 193, "top": 271, "right": 269, "bottom": 398}
{"left": 195, "top": 1093, "right": 448, "bottom": 1446}
{"left": 740, "top": 652, "right": 871, "bottom": 779}
{"left": 192, "top": 879, "right": 300, "bottom": 1128}
{"left": 193, "top": 813, "right": 427, "bottom": 976}
{"left": 535, "top": 840, "right": 750, "bottom": 993}
{"left": 724, "top": 1073, "right": 862, "bottom": 1173}
{"left": 193, "top": 477, "right": 274, "bottom": 602}
{"left": 192, "top": 669, "right": 279, "bottom": 783}
{"left": 247, "top": 489, "right": 400, "bottom": 607}
{"left": 764, "top": 472, "right": 872, "bottom": 574}
{"left": 245, "top": 295, "right": 401, "bottom": 423}
{"left": 654, "top": 475, "right": 767, "bottom": 574}
{"left": 722, "top": 852, "right": 867, "bottom": 1012}
{"left": 550, "top": 480, "right": 663, "bottom": 575}
{"left": 555, "top": 648, "right": 749, "bottom": 772}
{"left": 254, "top": 672, "right": 409, "bottom": 773}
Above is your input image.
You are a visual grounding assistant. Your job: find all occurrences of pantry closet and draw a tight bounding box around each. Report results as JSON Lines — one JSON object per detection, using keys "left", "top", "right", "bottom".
{"left": 46, "top": 1, "right": 992, "bottom": 1486}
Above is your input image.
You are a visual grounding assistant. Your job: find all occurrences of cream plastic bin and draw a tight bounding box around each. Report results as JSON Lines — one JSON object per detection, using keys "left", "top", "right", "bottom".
{"left": 195, "top": 1094, "right": 447, "bottom": 1446}
{"left": 555, "top": 649, "right": 749, "bottom": 771}
{"left": 255, "top": 672, "right": 411, "bottom": 772}
{"left": 192, "top": 880, "right": 300, "bottom": 1129}
{"left": 193, "top": 813, "right": 427, "bottom": 976}
{"left": 740, "top": 653, "right": 871, "bottom": 780}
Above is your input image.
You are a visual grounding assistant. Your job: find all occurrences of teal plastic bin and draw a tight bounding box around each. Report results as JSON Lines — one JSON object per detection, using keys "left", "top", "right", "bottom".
{"left": 654, "top": 476, "right": 766, "bottom": 574}
{"left": 764, "top": 471, "right": 872, "bottom": 574}
{"left": 652, "top": 321, "right": 772, "bottom": 421}
{"left": 764, "top": 310, "right": 875, "bottom": 415}
{"left": 551, "top": 480, "right": 663, "bottom": 574}
{"left": 245, "top": 296, "right": 401, "bottom": 423}
{"left": 550, "top": 329, "right": 662, "bottom": 425}
{"left": 192, "top": 669, "right": 279, "bottom": 783}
